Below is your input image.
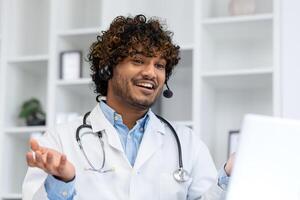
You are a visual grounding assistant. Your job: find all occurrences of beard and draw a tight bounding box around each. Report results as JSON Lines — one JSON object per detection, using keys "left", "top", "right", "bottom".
{"left": 109, "top": 73, "right": 162, "bottom": 110}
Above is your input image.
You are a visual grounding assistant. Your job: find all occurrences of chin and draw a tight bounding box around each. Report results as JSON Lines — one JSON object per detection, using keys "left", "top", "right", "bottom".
{"left": 130, "top": 96, "right": 157, "bottom": 110}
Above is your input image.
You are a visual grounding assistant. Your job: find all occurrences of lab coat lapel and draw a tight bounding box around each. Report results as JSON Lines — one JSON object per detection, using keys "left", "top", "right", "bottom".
{"left": 89, "top": 104, "right": 124, "bottom": 152}
{"left": 134, "top": 111, "right": 166, "bottom": 170}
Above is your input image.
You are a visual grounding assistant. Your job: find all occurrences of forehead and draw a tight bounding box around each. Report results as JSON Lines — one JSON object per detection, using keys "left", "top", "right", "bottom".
{"left": 129, "top": 51, "right": 167, "bottom": 63}
{"left": 128, "top": 44, "right": 166, "bottom": 59}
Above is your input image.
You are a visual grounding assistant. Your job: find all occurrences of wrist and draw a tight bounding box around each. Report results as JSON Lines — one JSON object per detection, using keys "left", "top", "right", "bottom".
{"left": 224, "top": 163, "right": 230, "bottom": 176}
{"left": 53, "top": 175, "right": 75, "bottom": 183}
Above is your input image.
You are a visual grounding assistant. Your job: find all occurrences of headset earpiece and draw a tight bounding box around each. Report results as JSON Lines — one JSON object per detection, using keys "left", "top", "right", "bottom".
{"left": 163, "top": 82, "right": 173, "bottom": 98}
{"left": 99, "top": 66, "right": 112, "bottom": 81}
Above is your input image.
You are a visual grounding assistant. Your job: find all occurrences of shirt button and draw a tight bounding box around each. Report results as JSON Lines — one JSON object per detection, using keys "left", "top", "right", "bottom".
{"left": 61, "top": 191, "right": 68, "bottom": 197}
{"left": 139, "top": 127, "right": 144, "bottom": 132}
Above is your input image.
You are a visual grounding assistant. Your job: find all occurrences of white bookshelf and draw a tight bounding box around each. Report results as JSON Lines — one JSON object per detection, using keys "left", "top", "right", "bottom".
{"left": 0, "top": 0, "right": 50, "bottom": 198}
{"left": 2, "top": 0, "right": 300, "bottom": 199}
{"left": 194, "top": 0, "right": 280, "bottom": 168}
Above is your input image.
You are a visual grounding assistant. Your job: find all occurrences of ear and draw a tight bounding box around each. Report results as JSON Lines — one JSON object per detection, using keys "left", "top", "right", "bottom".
{"left": 98, "top": 66, "right": 112, "bottom": 81}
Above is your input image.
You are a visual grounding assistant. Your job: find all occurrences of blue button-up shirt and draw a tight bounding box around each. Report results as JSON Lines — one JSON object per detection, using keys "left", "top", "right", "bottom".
{"left": 44, "top": 102, "right": 229, "bottom": 199}
{"left": 100, "top": 100, "right": 149, "bottom": 166}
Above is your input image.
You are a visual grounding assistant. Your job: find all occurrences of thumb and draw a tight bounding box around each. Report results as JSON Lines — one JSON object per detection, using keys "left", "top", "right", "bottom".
{"left": 29, "top": 138, "right": 46, "bottom": 153}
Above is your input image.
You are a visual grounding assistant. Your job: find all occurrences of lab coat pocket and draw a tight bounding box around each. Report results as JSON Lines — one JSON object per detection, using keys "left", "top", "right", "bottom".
{"left": 159, "top": 172, "right": 192, "bottom": 200}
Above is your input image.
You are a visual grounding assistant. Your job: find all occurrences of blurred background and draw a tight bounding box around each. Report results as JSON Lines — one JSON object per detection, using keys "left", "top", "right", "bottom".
{"left": 0, "top": 0, "right": 300, "bottom": 199}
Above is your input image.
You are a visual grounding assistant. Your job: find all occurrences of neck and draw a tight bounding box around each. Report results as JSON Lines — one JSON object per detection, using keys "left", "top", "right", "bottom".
{"left": 106, "top": 98, "right": 148, "bottom": 130}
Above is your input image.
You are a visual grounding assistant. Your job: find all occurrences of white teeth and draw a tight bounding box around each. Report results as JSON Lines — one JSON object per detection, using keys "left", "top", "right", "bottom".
{"left": 137, "top": 83, "right": 154, "bottom": 89}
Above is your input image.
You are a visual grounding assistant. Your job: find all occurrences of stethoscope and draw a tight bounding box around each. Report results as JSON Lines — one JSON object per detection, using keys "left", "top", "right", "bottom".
{"left": 76, "top": 109, "right": 191, "bottom": 183}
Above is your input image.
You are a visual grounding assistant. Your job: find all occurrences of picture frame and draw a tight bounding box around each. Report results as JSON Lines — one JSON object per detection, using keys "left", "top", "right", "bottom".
{"left": 228, "top": 130, "right": 240, "bottom": 157}
{"left": 59, "top": 50, "right": 82, "bottom": 80}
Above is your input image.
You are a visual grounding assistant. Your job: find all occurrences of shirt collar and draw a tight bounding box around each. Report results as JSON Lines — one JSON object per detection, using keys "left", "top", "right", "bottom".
{"left": 99, "top": 100, "right": 150, "bottom": 131}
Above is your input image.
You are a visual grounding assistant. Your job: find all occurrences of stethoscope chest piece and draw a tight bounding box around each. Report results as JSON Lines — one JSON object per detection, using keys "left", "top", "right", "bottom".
{"left": 173, "top": 167, "right": 190, "bottom": 182}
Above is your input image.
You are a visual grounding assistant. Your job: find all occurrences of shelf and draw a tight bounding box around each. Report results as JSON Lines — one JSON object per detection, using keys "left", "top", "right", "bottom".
{"left": 2, "top": 193, "right": 22, "bottom": 199}
{"left": 56, "top": 78, "right": 92, "bottom": 86}
{"left": 202, "top": 13, "right": 273, "bottom": 25}
{"left": 6, "top": 55, "right": 48, "bottom": 77}
{"left": 56, "top": 78, "right": 95, "bottom": 105}
{"left": 201, "top": 0, "right": 273, "bottom": 18}
{"left": 202, "top": 69, "right": 273, "bottom": 90}
{"left": 7, "top": 0, "right": 49, "bottom": 57}
{"left": 4, "top": 127, "right": 46, "bottom": 140}
{"left": 202, "top": 15, "right": 272, "bottom": 41}
{"left": 4, "top": 126, "right": 47, "bottom": 133}
{"left": 7, "top": 55, "right": 49, "bottom": 63}
{"left": 56, "top": 33, "right": 96, "bottom": 78}
{"left": 56, "top": 0, "right": 102, "bottom": 31}
{"left": 57, "top": 27, "right": 99, "bottom": 37}
{"left": 201, "top": 67, "right": 273, "bottom": 77}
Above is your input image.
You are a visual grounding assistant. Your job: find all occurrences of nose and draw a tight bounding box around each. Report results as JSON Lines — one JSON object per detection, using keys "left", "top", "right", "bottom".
{"left": 141, "top": 63, "right": 157, "bottom": 79}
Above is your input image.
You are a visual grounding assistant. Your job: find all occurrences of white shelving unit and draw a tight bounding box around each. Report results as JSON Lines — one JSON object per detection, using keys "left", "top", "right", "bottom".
{"left": 1, "top": 0, "right": 300, "bottom": 199}
{"left": 0, "top": 0, "right": 50, "bottom": 199}
{"left": 194, "top": 0, "right": 279, "bottom": 167}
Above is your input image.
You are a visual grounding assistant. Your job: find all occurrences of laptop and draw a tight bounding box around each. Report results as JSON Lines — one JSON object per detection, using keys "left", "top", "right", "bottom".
{"left": 226, "top": 114, "right": 300, "bottom": 200}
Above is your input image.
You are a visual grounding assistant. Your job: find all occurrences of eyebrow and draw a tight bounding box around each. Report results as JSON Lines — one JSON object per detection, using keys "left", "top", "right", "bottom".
{"left": 131, "top": 53, "right": 165, "bottom": 60}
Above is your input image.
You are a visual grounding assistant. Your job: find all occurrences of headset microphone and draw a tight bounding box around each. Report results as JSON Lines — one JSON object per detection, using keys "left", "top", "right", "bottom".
{"left": 163, "top": 82, "right": 173, "bottom": 98}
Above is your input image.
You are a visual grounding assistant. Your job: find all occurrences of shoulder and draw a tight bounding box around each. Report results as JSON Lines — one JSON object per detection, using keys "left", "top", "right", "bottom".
{"left": 37, "top": 117, "right": 82, "bottom": 149}
{"left": 55, "top": 118, "right": 82, "bottom": 135}
{"left": 174, "top": 124, "right": 206, "bottom": 146}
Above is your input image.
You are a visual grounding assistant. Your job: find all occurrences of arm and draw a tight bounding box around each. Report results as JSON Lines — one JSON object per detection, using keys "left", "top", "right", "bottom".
{"left": 44, "top": 175, "right": 76, "bottom": 200}
{"left": 26, "top": 138, "right": 75, "bottom": 182}
{"left": 198, "top": 154, "right": 235, "bottom": 200}
{"left": 22, "top": 130, "right": 76, "bottom": 200}
{"left": 218, "top": 153, "right": 235, "bottom": 191}
{"left": 185, "top": 135, "right": 225, "bottom": 200}
{"left": 185, "top": 130, "right": 235, "bottom": 200}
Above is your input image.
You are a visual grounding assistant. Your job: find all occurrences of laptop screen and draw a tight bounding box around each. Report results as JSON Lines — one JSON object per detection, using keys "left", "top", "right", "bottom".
{"left": 226, "top": 114, "right": 300, "bottom": 200}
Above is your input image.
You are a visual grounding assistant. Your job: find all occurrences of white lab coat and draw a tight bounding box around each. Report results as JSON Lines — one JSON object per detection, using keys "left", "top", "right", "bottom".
{"left": 22, "top": 105, "right": 224, "bottom": 200}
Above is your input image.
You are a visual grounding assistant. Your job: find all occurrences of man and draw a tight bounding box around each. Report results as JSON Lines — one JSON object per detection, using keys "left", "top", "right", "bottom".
{"left": 23, "top": 14, "right": 232, "bottom": 200}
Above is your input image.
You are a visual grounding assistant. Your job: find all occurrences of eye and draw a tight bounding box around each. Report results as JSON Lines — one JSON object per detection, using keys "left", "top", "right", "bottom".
{"left": 132, "top": 58, "right": 144, "bottom": 65}
{"left": 155, "top": 63, "right": 166, "bottom": 70}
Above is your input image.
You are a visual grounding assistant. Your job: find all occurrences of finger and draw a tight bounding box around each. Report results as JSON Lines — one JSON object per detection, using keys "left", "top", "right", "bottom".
{"left": 30, "top": 138, "right": 40, "bottom": 151}
{"left": 44, "top": 152, "right": 54, "bottom": 171}
{"left": 26, "top": 152, "right": 36, "bottom": 167}
{"left": 30, "top": 138, "right": 47, "bottom": 154}
{"left": 46, "top": 152, "right": 53, "bottom": 164}
{"left": 57, "top": 155, "right": 67, "bottom": 173}
{"left": 35, "top": 152, "right": 46, "bottom": 169}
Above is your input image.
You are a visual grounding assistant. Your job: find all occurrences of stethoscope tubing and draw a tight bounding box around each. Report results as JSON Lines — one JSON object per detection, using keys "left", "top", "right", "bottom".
{"left": 155, "top": 115, "right": 183, "bottom": 169}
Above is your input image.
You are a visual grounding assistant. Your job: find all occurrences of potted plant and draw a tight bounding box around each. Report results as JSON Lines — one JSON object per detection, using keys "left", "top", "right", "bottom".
{"left": 19, "top": 98, "right": 46, "bottom": 126}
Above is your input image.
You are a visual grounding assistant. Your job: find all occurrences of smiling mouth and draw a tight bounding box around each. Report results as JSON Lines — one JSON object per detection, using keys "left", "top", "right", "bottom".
{"left": 135, "top": 81, "right": 156, "bottom": 90}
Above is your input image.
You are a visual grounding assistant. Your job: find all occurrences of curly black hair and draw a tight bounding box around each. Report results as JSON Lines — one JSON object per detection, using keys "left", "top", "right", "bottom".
{"left": 88, "top": 14, "right": 180, "bottom": 96}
